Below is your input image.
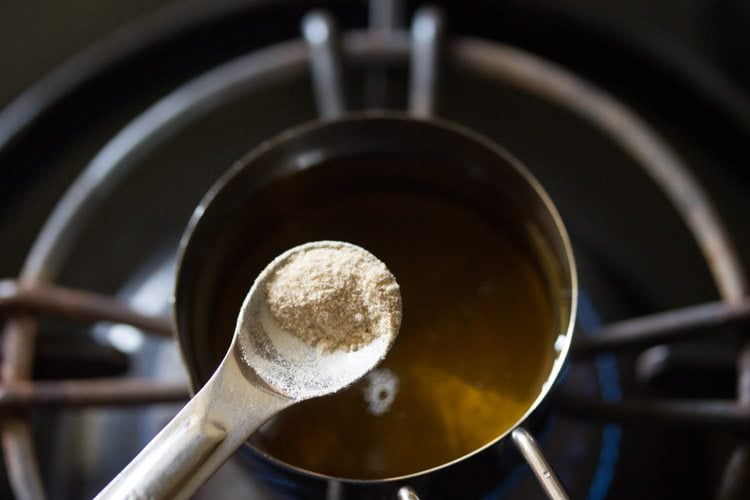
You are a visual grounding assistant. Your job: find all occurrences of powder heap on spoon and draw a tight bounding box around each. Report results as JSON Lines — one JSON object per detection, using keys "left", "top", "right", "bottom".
{"left": 237, "top": 241, "right": 402, "bottom": 400}
{"left": 264, "top": 242, "right": 402, "bottom": 353}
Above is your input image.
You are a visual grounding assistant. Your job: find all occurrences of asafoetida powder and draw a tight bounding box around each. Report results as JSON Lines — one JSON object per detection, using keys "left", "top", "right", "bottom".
{"left": 263, "top": 242, "right": 401, "bottom": 352}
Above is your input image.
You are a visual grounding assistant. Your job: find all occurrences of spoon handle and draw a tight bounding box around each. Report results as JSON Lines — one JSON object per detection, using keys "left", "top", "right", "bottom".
{"left": 95, "top": 353, "right": 293, "bottom": 500}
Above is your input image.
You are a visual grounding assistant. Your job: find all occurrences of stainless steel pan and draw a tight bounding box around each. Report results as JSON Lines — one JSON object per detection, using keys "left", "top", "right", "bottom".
{"left": 174, "top": 112, "right": 577, "bottom": 499}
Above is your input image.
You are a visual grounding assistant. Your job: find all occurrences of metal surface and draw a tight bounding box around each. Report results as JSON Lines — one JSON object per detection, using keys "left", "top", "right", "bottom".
{"left": 369, "top": 0, "right": 402, "bottom": 32}
{"left": 726, "top": 344, "right": 750, "bottom": 499}
{"left": 303, "top": 10, "right": 346, "bottom": 119}
{"left": 448, "top": 38, "right": 749, "bottom": 493}
{"left": 0, "top": 418, "right": 44, "bottom": 500}
{"left": 0, "top": 0, "right": 251, "bottom": 152}
{"left": 408, "top": 7, "right": 443, "bottom": 117}
{"left": 0, "top": 36, "right": 308, "bottom": 500}
{"left": 559, "top": 396, "right": 750, "bottom": 432}
{"left": 573, "top": 299, "right": 750, "bottom": 355}
{"left": 450, "top": 38, "right": 747, "bottom": 303}
{"left": 719, "top": 445, "right": 750, "bottom": 500}
{"left": 397, "top": 486, "right": 420, "bottom": 500}
{"left": 635, "top": 343, "right": 737, "bottom": 384}
{"left": 0, "top": 279, "right": 172, "bottom": 337}
{"left": 0, "top": 379, "right": 187, "bottom": 409}
{"left": 511, "top": 428, "right": 569, "bottom": 500}
{"left": 365, "top": 0, "right": 402, "bottom": 108}
{"left": 97, "top": 350, "right": 292, "bottom": 500}
{"left": 0, "top": 39, "right": 310, "bottom": 496}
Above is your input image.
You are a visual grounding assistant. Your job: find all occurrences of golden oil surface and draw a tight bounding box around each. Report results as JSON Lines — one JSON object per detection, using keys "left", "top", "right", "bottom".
{"left": 212, "top": 187, "right": 555, "bottom": 479}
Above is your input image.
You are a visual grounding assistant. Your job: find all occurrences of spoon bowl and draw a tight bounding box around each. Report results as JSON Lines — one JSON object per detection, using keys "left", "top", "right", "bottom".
{"left": 236, "top": 241, "right": 401, "bottom": 400}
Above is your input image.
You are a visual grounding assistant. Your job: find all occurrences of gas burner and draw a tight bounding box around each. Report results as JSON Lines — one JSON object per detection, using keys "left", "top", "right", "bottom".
{"left": 1, "top": 1, "right": 749, "bottom": 498}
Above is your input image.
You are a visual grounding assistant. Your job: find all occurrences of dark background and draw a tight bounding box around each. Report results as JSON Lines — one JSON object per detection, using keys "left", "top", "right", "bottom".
{"left": 2, "top": 0, "right": 749, "bottom": 110}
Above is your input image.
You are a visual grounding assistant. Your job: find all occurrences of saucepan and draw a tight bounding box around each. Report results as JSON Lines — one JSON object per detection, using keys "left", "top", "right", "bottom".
{"left": 173, "top": 112, "right": 576, "bottom": 498}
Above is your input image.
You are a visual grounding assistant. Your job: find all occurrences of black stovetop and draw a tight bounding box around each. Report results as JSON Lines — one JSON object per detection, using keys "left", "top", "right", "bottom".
{"left": 2, "top": 1, "right": 749, "bottom": 499}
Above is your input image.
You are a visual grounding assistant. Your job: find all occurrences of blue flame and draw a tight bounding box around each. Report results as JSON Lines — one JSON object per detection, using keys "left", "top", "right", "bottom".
{"left": 578, "top": 291, "right": 622, "bottom": 500}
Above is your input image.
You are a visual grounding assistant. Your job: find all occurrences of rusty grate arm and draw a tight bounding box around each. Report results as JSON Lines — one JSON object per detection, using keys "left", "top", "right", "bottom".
{"left": 0, "top": 279, "right": 173, "bottom": 337}
{"left": 573, "top": 298, "right": 750, "bottom": 356}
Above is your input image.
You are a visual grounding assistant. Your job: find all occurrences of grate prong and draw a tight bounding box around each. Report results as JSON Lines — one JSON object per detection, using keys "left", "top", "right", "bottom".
{"left": 408, "top": 6, "right": 444, "bottom": 117}
{"left": 573, "top": 298, "right": 750, "bottom": 356}
{"left": 303, "top": 10, "right": 346, "bottom": 119}
{"left": 365, "top": 0, "right": 403, "bottom": 108}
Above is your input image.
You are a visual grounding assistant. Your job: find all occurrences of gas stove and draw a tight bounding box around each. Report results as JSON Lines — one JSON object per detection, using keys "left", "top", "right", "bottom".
{"left": 2, "top": 1, "right": 750, "bottom": 498}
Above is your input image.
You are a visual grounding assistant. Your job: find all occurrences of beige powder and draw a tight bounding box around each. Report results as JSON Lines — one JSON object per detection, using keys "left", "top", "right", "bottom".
{"left": 264, "top": 242, "right": 401, "bottom": 352}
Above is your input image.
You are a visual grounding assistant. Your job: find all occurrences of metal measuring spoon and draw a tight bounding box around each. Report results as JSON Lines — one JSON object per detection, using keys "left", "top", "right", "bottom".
{"left": 96, "top": 241, "right": 401, "bottom": 500}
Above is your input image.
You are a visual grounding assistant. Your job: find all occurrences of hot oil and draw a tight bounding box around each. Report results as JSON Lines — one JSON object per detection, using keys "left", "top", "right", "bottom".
{"left": 209, "top": 170, "right": 556, "bottom": 480}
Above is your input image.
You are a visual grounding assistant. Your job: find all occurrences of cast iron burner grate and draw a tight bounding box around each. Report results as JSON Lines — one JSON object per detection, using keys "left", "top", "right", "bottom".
{"left": 1, "top": 1, "right": 749, "bottom": 498}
